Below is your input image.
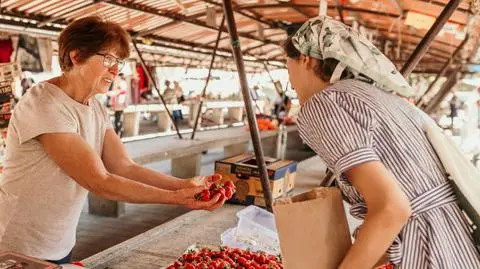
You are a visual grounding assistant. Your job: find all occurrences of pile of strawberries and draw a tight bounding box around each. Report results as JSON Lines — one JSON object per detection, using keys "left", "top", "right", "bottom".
{"left": 166, "top": 246, "right": 283, "bottom": 269}
{"left": 195, "top": 180, "right": 236, "bottom": 202}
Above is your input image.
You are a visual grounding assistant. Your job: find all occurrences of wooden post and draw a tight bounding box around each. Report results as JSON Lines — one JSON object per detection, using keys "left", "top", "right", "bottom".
{"left": 222, "top": 0, "right": 274, "bottom": 212}
{"left": 415, "top": 35, "right": 469, "bottom": 107}
{"left": 423, "top": 67, "right": 461, "bottom": 114}
{"left": 400, "top": 0, "right": 462, "bottom": 77}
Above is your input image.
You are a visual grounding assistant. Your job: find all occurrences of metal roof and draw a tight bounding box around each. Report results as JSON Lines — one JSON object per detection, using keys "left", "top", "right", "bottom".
{"left": 0, "top": 0, "right": 479, "bottom": 72}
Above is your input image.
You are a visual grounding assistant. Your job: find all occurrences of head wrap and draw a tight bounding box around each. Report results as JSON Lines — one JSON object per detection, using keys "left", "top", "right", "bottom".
{"left": 292, "top": 16, "right": 415, "bottom": 97}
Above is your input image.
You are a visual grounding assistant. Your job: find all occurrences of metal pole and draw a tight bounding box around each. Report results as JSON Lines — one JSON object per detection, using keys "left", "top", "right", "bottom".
{"left": 191, "top": 15, "right": 226, "bottom": 140}
{"left": 400, "top": 0, "right": 462, "bottom": 77}
{"left": 415, "top": 35, "right": 469, "bottom": 106}
{"left": 132, "top": 40, "right": 183, "bottom": 139}
{"left": 423, "top": 66, "right": 460, "bottom": 114}
{"left": 222, "top": 0, "right": 274, "bottom": 212}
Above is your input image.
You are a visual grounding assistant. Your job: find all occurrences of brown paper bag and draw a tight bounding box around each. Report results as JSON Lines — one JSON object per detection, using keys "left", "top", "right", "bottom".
{"left": 273, "top": 187, "right": 351, "bottom": 269}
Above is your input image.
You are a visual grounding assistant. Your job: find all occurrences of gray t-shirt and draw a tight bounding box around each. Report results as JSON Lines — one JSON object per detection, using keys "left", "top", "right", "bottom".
{"left": 0, "top": 82, "right": 111, "bottom": 260}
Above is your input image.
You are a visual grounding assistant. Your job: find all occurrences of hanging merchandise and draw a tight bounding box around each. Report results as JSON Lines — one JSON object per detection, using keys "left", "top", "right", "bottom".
{"left": 0, "top": 62, "right": 21, "bottom": 127}
{"left": 0, "top": 62, "right": 21, "bottom": 173}
{"left": 16, "top": 35, "right": 43, "bottom": 73}
{"left": 136, "top": 64, "right": 152, "bottom": 101}
{"left": 38, "top": 38, "right": 53, "bottom": 73}
{"left": 0, "top": 38, "right": 13, "bottom": 63}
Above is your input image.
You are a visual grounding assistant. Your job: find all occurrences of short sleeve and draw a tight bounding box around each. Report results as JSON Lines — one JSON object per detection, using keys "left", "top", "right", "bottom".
{"left": 92, "top": 97, "right": 113, "bottom": 130}
{"left": 298, "top": 90, "right": 379, "bottom": 175}
{"left": 11, "top": 93, "right": 77, "bottom": 144}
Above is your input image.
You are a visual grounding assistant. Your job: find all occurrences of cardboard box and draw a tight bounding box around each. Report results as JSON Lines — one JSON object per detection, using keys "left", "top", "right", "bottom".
{"left": 215, "top": 153, "right": 297, "bottom": 207}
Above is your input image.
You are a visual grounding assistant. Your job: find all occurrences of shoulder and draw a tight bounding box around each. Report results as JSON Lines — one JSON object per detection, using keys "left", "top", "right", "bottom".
{"left": 90, "top": 96, "right": 108, "bottom": 114}
{"left": 14, "top": 82, "right": 58, "bottom": 114}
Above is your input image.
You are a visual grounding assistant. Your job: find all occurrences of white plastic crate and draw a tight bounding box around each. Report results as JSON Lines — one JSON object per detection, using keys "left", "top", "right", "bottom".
{"left": 233, "top": 205, "right": 280, "bottom": 255}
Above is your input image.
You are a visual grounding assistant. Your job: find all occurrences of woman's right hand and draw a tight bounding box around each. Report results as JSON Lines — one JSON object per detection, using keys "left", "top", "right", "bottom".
{"left": 173, "top": 186, "right": 226, "bottom": 211}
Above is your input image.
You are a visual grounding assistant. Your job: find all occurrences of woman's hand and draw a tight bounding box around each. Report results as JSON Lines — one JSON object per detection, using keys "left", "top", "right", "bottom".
{"left": 173, "top": 185, "right": 226, "bottom": 211}
{"left": 183, "top": 174, "right": 223, "bottom": 189}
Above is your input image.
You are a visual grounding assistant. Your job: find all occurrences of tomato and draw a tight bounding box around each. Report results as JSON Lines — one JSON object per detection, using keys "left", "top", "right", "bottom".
{"left": 166, "top": 266, "right": 176, "bottom": 269}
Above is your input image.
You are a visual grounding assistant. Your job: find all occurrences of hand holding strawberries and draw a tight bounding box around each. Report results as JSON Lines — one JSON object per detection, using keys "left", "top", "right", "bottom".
{"left": 194, "top": 179, "right": 236, "bottom": 202}
{"left": 176, "top": 174, "right": 234, "bottom": 211}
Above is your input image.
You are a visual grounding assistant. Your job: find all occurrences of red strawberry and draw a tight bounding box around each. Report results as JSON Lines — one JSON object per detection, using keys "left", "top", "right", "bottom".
{"left": 224, "top": 187, "right": 234, "bottom": 200}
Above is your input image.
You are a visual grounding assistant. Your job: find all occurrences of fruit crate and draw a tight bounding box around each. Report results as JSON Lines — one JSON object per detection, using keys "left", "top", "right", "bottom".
{"left": 214, "top": 153, "right": 297, "bottom": 207}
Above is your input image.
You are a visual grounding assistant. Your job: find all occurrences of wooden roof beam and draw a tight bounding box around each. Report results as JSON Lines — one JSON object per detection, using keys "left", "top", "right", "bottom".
{"left": 200, "top": 0, "right": 280, "bottom": 28}
{"left": 37, "top": 0, "right": 103, "bottom": 27}
{"left": 236, "top": 4, "right": 403, "bottom": 19}
{"left": 401, "top": 0, "right": 463, "bottom": 77}
{"left": 103, "top": 0, "right": 278, "bottom": 45}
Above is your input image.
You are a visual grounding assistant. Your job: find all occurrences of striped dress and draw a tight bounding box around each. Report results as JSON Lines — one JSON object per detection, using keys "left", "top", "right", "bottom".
{"left": 297, "top": 79, "right": 480, "bottom": 268}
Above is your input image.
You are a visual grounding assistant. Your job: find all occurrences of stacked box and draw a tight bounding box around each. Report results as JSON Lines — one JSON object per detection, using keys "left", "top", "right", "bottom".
{"left": 215, "top": 153, "right": 297, "bottom": 207}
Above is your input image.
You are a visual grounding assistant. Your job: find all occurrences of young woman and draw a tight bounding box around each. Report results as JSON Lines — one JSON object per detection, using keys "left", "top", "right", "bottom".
{"left": 285, "top": 16, "right": 480, "bottom": 269}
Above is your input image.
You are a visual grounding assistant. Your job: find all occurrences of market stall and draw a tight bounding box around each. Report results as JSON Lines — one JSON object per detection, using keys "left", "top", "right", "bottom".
{"left": 82, "top": 156, "right": 347, "bottom": 269}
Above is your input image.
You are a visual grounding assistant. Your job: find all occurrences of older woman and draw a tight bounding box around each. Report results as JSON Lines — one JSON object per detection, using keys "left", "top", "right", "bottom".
{"left": 285, "top": 16, "right": 480, "bottom": 268}
{"left": 0, "top": 16, "right": 225, "bottom": 264}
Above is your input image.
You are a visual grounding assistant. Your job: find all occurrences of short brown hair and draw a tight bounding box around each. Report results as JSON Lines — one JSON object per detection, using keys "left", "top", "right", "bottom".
{"left": 58, "top": 16, "right": 131, "bottom": 72}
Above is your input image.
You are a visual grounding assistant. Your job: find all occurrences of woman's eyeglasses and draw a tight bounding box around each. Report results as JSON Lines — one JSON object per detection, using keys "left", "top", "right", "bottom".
{"left": 96, "top": 53, "right": 125, "bottom": 70}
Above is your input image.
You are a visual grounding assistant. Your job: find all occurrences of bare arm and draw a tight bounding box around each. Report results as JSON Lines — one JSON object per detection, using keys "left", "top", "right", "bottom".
{"left": 101, "top": 129, "right": 190, "bottom": 190}
{"left": 37, "top": 132, "right": 223, "bottom": 210}
{"left": 339, "top": 161, "right": 411, "bottom": 269}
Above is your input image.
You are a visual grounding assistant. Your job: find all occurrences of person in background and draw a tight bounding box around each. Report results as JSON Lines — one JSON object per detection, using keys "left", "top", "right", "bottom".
{"left": 173, "top": 81, "right": 184, "bottom": 122}
{"left": 163, "top": 80, "right": 176, "bottom": 104}
{"left": 449, "top": 95, "right": 458, "bottom": 128}
{"left": 174, "top": 81, "right": 185, "bottom": 104}
{"left": 0, "top": 16, "right": 225, "bottom": 264}
{"left": 108, "top": 73, "right": 128, "bottom": 136}
{"left": 163, "top": 80, "right": 182, "bottom": 125}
